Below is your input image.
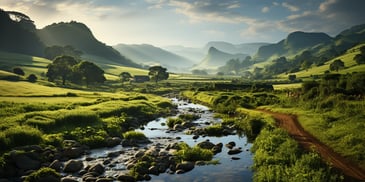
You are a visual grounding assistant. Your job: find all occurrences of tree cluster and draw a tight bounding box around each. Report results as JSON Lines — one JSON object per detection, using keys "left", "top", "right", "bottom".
{"left": 354, "top": 46, "right": 365, "bottom": 65}
{"left": 302, "top": 72, "right": 365, "bottom": 100}
{"left": 218, "top": 56, "right": 253, "bottom": 75}
{"left": 44, "top": 45, "right": 82, "bottom": 60}
{"left": 46, "top": 55, "right": 105, "bottom": 86}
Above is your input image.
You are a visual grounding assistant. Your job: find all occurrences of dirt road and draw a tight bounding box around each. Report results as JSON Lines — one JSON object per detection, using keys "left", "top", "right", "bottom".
{"left": 258, "top": 109, "right": 365, "bottom": 181}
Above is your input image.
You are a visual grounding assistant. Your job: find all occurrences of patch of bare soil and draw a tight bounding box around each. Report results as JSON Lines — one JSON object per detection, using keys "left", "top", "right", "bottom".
{"left": 258, "top": 109, "right": 365, "bottom": 181}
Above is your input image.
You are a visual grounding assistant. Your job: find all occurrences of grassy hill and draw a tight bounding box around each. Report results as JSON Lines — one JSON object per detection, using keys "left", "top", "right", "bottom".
{"left": 0, "top": 51, "right": 150, "bottom": 82}
{"left": 277, "top": 43, "right": 365, "bottom": 79}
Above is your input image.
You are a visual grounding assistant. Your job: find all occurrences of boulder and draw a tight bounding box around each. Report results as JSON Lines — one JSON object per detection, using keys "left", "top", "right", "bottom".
{"left": 61, "top": 177, "right": 79, "bottom": 182}
{"left": 225, "top": 141, "right": 236, "bottom": 149}
{"left": 196, "top": 140, "right": 215, "bottom": 149}
{"left": 63, "top": 160, "right": 83, "bottom": 173}
{"left": 11, "top": 152, "right": 40, "bottom": 171}
{"left": 88, "top": 163, "right": 105, "bottom": 175}
{"left": 134, "top": 151, "right": 145, "bottom": 158}
{"left": 175, "top": 161, "right": 194, "bottom": 173}
{"left": 96, "top": 178, "right": 114, "bottom": 182}
{"left": 117, "top": 174, "right": 136, "bottom": 182}
{"left": 105, "top": 137, "right": 122, "bottom": 147}
{"left": 49, "top": 160, "right": 63, "bottom": 171}
{"left": 227, "top": 148, "right": 242, "bottom": 155}
{"left": 62, "top": 147, "right": 84, "bottom": 158}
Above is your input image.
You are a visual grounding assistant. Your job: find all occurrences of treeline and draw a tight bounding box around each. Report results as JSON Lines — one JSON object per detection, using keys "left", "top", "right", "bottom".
{"left": 302, "top": 72, "right": 365, "bottom": 101}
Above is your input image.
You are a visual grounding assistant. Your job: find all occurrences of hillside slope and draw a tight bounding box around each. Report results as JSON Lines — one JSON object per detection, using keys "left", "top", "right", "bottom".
{"left": 194, "top": 47, "right": 248, "bottom": 70}
{"left": 113, "top": 44, "right": 194, "bottom": 72}
{"left": 37, "top": 21, "right": 139, "bottom": 67}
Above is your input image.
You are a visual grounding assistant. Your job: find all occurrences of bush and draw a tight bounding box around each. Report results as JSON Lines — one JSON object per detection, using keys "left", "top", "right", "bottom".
{"left": 204, "top": 124, "right": 224, "bottom": 136}
{"left": 55, "top": 111, "right": 100, "bottom": 127}
{"left": 4, "top": 125, "right": 43, "bottom": 149}
{"left": 123, "top": 131, "right": 147, "bottom": 140}
{"left": 166, "top": 117, "right": 184, "bottom": 128}
{"left": 13, "top": 67, "right": 25, "bottom": 76}
{"left": 63, "top": 126, "right": 108, "bottom": 148}
{"left": 27, "top": 74, "right": 37, "bottom": 82}
{"left": 24, "top": 167, "right": 60, "bottom": 182}
{"left": 175, "top": 142, "right": 213, "bottom": 162}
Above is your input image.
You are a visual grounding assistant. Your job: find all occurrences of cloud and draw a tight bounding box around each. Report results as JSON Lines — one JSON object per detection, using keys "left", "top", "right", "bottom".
{"left": 166, "top": 0, "right": 254, "bottom": 24}
{"left": 261, "top": 6, "right": 269, "bottom": 13}
{"left": 281, "top": 0, "right": 365, "bottom": 35}
{"left": 281, "top": 2, "right": 299, "bottom": 12}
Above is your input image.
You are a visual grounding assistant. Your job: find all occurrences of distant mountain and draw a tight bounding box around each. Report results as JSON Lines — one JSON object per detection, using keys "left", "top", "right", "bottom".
{"left": 193, "top": 47, "right": 248, "bottom": 70}
{"left": 204, "top": 41, "right": 269, "bottom": 55}
{"left": 255, "top": 31, "right": 333, "bottom": 61}
{"left": 0, "top": 9, "right": 45, "bottom": 57}
{"left": 113, "top": 44, "right": 195, "bottom": 72}
{"left": 162, "top": 45, "right": 204, "bottom": 63}
{"left": 37, "top": 21, "right": 139, "bottom": 67}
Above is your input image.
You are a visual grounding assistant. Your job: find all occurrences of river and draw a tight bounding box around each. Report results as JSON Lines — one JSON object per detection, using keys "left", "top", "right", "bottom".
{"left": 82, "top": 98, "right": 253, "bottom": 181}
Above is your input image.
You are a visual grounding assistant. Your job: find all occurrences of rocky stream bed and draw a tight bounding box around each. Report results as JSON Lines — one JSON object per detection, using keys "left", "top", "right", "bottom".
{"left": 0, "top": 98, "right": 253, "bottom": 182}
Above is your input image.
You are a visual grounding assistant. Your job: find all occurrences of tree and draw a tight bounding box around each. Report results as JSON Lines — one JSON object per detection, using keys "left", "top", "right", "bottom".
{"left": 46, "top": 55, "right": 79, "bottom": 85}
{"left": 120, "top": 72, "right": 133, "bottom": 85}
{"left": 27, "top": 74, "right": 37, "bottom": 82}
{"left": 329, "top": 59, "right": 344, "bottom": 72}
{"left": 288, "top": 74, "right": 296, "bottom": 82}
{"left": 148, "top": 66, "right": 169, "bottom": 84}
{"left": 13, "top": 67, "right": 25, "bottom": 76}
{"left": 354, "top": 54, "right": 365, "bottom": 65}
{"left": 74, "top": 61, "right": 105, "bottom": 86}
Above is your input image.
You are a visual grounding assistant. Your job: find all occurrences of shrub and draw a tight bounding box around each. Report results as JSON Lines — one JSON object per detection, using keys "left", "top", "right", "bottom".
{"left": 63, "top": 126, "right": 108, "bottom": 148}
{"left": 55, "top": 111, "right": 100, "bottom": 127}
{"left": 4, "top": 125, "right": 43, "bottom": 149}
{"left": 13, "top": 67, "right": 25, "bottom": 76}
{"left": 24, "top": 167, "right": 60, "bottom": 182}
{"left": 166, "top": 117, "right": 184, "bottom": 128}
{"left": 27, "top": 74, "right": 37, "bottom": 82}
{"left": 123, "top": 131, "right": 147, "bottom": 140}
{"left": 204, "top": 124, "right": 224, "bottom": 136}
{"left": 175, "top": 142, "right": 213, "bottom": 162}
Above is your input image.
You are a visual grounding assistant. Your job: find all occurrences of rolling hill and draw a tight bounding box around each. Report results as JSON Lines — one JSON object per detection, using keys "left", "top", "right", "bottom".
{"left": 204, "top": 41, "right": 269, "bottom": 56}
{"left": 193, "top": 47, "right": 248, "bottom": 70}
{"left": 113, "top": 44, "right": 195, "bottom": 72}
{"left": 0, "top": 10, "right": 45, "bottom": 57}
{"left": 37, "top": 21, "right": 139, "bottom": 68}
{"left": 254, "top": 31, "right": 333, "bottom": 61}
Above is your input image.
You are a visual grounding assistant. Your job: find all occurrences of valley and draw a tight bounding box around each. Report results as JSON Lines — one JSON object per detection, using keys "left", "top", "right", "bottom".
{"left": 0, "top": 6, "right": 365, "bottom": 182}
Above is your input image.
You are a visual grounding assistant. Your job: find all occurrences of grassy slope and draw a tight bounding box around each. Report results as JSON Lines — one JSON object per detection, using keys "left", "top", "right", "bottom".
{"left": 277, "top": 43, "right": 365, "bottom": 79}
{"left": 0, "top": 52, "right": 150, "bottom": 81}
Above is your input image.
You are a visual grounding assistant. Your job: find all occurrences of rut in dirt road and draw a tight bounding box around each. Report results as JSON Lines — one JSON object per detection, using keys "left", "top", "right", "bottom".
{"left": 258, "top": 109, "right": 365, "bottom": 181}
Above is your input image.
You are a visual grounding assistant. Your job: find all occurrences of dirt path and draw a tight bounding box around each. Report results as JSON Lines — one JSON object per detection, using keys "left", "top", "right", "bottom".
{"left": 258, "top": 109, "right": 365, "bottom": 181}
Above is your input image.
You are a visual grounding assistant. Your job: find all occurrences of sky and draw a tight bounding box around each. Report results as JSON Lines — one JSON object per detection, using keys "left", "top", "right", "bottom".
{"left": 1, "top": 0, "right": 365, "bottom": 47}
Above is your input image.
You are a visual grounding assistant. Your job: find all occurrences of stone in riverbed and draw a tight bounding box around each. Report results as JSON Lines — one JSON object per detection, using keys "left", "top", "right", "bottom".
{"left": 88, "top": 163, "right": 105, "bottom": 175}
{"left": 225, "top": 141, "right": 236, "bottom": 149}
{"left": 175, "top": 161, "right": 194, "bottom": 173}
{"left": 49, "top": 159, "right": 63, "bottom": 171}
{"left": 63, "top": 160, "right": 83, "bottom": 173}
{"left": 10, "top": 151, "right": 40, "bottom": 171}
{"left": 61, "top": 176, "right": 79, "bottom": 182}
{"left": 227, "top": 148, "right": 242, "bottom": 155}
{"left": 196, "top": 140, "right": 215, "bottom": 149}
{"left": 117, "top": 174, "right": 135, "bottom": 182}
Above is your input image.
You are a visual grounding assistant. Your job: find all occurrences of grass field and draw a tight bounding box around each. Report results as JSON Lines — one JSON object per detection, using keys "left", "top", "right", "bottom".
{"left": 277, "top": 43, "right": 365, "bottom": 79}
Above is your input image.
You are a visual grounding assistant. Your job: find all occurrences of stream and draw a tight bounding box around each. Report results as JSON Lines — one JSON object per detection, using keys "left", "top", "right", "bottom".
{"left": 80, "top": 98, "right": 253, "bottom": 181}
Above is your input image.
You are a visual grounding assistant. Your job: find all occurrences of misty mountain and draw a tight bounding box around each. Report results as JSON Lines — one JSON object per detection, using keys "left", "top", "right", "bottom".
{"left": 37, "top": 21, "right": 139, "bottom": 67}
{"left": 0, "top": 9, "right": 45, "bottom": 57}
{"left": 204, "top": 41, "right": 269, "bottom": 55}
{"left": 113, "top": 44, "right": 195, "bottom": 72}
{"left": 255, "top": 31, "right": 333, "bottom": 61}
{"left": 193, "top": 47, "right": 248, "bottom": 70}
{"left": 162, "top": 45, "right": 205, "bottom": 63}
